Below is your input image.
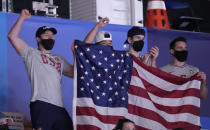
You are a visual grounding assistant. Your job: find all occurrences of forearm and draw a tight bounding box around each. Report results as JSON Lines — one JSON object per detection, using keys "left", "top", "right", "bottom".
{"left": 84, "top": 24, "right": 100, "bottom": 43}
{"left": 8, "top": 17, "right": 25, "bottom": 39}
{"left": 200, "top": 81, "right": 208, "bottom": 99}
{"left": 151, "top": 59, "right": 157, "bottom": 68}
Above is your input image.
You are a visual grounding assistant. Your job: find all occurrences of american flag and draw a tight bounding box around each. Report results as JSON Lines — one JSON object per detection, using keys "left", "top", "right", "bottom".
{"left": 73, "top": 40, "right": 201, "bottom": 130}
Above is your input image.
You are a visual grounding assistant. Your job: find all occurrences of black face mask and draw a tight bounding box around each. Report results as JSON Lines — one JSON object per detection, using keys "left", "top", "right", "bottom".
{"left": 40, "top": 39, "right": 55, "bottom": 50}
{"left": 132, "top": 40, "right": 144, "bottom": 52}
{"left": 0, "top": 124, "right": 9, "bottom": 130}
{"left": 173, "top": 50, "right": 188, "bottom": 62}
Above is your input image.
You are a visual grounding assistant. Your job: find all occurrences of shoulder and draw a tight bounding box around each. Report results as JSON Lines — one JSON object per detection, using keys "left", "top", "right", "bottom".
{"left": 160, "top": 64, "right": 171, "bottom": 70}
{"left": 185, "top": 64, "right": 199, "bottom": 73}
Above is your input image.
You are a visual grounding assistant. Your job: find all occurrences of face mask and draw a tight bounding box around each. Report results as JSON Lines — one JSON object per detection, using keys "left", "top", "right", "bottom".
{"left": 132, "top": 40, "right": 144, "bottom": 52}
{"left": 40, "top": 39, "right": 55, "bottom": 50}
{"left": 173, "top": 50, "right": 188, "bottom": 62}
{"left": 0, "top": 124, "right": 9, "bottom": 130}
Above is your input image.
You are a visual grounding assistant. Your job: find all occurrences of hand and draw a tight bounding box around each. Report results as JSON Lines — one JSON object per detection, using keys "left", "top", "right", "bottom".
{"left": 20, "top": 9, "right": 31, "bottom": 20}
{"left": 197, "top": 72, "right": 207, "bottom": 82}
{"left": 96, "top": 17, "right": 109, "bottom": 28}
{"left": 149, "top": 46, "right": 159, "bottom": 60}
{"left": 71, "top": 41, "right": 75, "bottom": 55}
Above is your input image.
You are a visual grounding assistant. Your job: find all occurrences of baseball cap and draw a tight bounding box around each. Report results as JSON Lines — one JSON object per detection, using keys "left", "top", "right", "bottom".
{"left": 36, "top": 26, "right": 57, "bottom": 37}
{"left": 124, "top": 26, "right": 145, "bottom": 44}
{"left": 95, "top": 31, "right": 112, "bottom": 43}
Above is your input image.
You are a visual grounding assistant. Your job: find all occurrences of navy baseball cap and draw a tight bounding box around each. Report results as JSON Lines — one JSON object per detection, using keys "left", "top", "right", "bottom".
{"left": 36, "top": 26, "right": 57, "bottom": 37}
{"left": 124, "top": 26, "right": 145, "bottom": 44}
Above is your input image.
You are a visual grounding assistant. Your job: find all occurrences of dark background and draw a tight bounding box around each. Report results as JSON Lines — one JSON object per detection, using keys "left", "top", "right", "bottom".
{"left": 0, "top": 0, "right": 210, "bottom": 33}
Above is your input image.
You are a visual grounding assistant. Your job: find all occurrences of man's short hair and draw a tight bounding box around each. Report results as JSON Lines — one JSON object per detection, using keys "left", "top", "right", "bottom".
{"left": 170, "top": 37, "right": 187, "bottom": 50}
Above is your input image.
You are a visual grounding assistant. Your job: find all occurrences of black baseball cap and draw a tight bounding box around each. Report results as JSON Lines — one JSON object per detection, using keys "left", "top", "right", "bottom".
{"left": 36, "top": 26, "right": 57, "bottom": 37}
{"left": 124, "top": 26, "right": 145, "bottom": 44}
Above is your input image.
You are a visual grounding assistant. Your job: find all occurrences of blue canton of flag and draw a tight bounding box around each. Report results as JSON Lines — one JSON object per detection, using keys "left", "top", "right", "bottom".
{"left": 74, "top": 40, "right": 133, "bottom": 108}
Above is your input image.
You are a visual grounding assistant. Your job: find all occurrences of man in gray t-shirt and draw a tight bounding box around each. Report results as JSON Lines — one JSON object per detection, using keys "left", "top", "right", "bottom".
{"left": 160, "top": 37, "right": 208, "bottom": 99}
{"left": 8, "top": 9, "right": 74, "bottom": 130}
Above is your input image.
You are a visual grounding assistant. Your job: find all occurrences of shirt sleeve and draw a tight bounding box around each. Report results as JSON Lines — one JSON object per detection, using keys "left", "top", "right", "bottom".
{"left": 60, "top": 56, "right": 73, "bottom": 74}
{"left": 19, "top": 45, "right": 34, "bottom": 62}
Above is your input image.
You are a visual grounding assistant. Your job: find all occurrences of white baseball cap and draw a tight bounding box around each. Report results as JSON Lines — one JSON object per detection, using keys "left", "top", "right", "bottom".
{"left": 95, "top": 31, "right": 112, "bottom": 43}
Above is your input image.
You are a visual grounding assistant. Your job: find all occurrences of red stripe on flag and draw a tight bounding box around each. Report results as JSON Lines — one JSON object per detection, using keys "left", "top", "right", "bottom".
{"left": 133, "top": 56, "right": 201, "bottom": 85}
{"left": 76, "top": 106, "right": 124, "bottom": 124}
{"left": 132, "top": 68, "right": 200, "bottom": 98}
{"left": 129, "top": 85, "right": 200, "bottom": 116}
{"left": 128, "top": 104, "right": 200, "bottom": 129}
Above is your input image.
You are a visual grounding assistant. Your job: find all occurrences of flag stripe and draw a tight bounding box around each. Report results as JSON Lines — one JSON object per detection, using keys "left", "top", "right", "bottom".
{"left": 77, "top": 116, "right": 115, "bottom": 130}
{"left": 128, "top": 86, "right": 200, "bottom": 116}
{"left": 129, "top": 77, "right": 200, "bottom": 107}
{"left": 133, "top": 57, "right": 201, "bottom": 85}
{"left": 132, "top": 68, "right": 200, "bottom": 98}
{"left": 77, "top": 106, "right": 124, "bottom": 124}
{"left": 128, "top": 104, "right": 200, "bottom": 129}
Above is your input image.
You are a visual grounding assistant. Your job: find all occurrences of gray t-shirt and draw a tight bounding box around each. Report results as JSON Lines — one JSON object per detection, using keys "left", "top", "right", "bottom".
{"left": 139, "top": 54, "right": 152, "bottom": 66}
{"left": 160, "top": 63, "right": 199, "bottom": 78}
{"left": 20, "top": 45, "right": 71, "bottom": 107}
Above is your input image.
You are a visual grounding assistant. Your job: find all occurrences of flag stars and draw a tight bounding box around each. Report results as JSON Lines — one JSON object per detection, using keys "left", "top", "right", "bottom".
{"left": 118, "top": 76, "right": 122, "bottom": 80}
{"left": 104, "top": 68, "right": 108, "bottom": 72}
{"left": 86, "top": 59, "right": 89, "bottom": 63}
{"left": 112, "top": 53, "right": 115, "bottom": 57}
{"left": 123, "top": 70, "right": 127, "bottom": 73}
{"left": 91, "top": 66, "right": 95, "bottom": 70}
{"left": 116, "top": 59, "right": 120, "bottom": 63}
{"left": 90, "top": 79, "right": 94, "bottom": 82}
{"left": 96, "top": 86, "right": 100, "bottom": 89}
{"left": 90, "top": 89, "right": 94, "bottom": 93}
{"left": 80, "top": 87, "right": 84, "bottom": 91}
{"left": 121, "top": 86, "right": 125, "bottom": 89}
{"left": 85, "top": 71, "right": 88, "bottom": 75}
{"left": 109, "top": 87, "right": 113, "bottom": 90}
{"left": 126, "top": 53, "right": 129, "bottom": 57}
{"left": 108, "top": 98, "right": 112, "bottom": 102}
{"left": 126, "top": 80, "right": 129, "bottom": 84}
{"left": 104, "top": 57, "right": 108, "bottom": 61}
{"left": 98, "top": 62, "right": 102, "bottom": 66}
{"left": 121, "top": 54, "right": 124, "bottom": 57}
{"left": 80, "top": 65, "right": 84, "bottom": 68}
{"left": 81, "top": 76, "right": 84, "bottom": 80}
{"left": 102, "top": 92, "right": 106, "bottom": 96}
{"left": 86, "top": 48, "right": 90, "bottom": 52}
{"left": 103, "top": 80, "right": 107, "bottom": 84}
{"left": 97, "top": 73, "right": 101, "bottom": 77}
{"left": 96, "top": 96, "right": 100, "bottom": 100}
{"left": 92, "top": 55, "right": 96, "bottom": 59}
{"left": 122, "top": 97, "right": 125, "bottom": 101}
{"left": 109, "top": 75, "right": 112, "bottom": 79}
{"left": 114, "top": 82, "right": 117, "bottom": 86}
{"left": 80, "top": 52, "right": 84, "bottom": 56}
{"left": 74, "top": 45, "right": 78, "bottom": 49}
{"left": 110, "top": 64, "right": 114, "bottom": 67}
{"left": 87, "top": 83, "right": 90, "bottom": 86}
{"left": 99, "top": 50, "right": 103, "bottom": 54}
{"left": 115, "top": 92, "right": 118, "bottom": 95}
{"left": 121, "top": 59, "right": 124, "bottom": 63}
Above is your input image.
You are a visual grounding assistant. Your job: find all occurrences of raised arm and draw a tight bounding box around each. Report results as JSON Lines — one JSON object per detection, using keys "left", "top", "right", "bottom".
{"left": 84, "top": 17, "right": 109, "bottom": 44}
{"left": 7, "top": 9, "right": 31, "bottom": 54}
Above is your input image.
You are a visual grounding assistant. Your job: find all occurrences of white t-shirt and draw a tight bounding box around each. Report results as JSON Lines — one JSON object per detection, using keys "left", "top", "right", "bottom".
{"left": 20, "top": 45, "right": 71, "bottom": 107}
